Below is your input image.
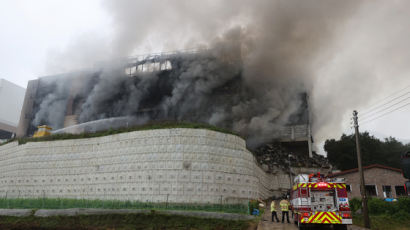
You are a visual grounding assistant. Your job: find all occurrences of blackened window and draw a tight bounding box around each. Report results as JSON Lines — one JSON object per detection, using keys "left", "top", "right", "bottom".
{"left": 395, "top": 186, "right": 406, "bottom": 196}
{"left": 365, "top": 185, "right": 377, "bottom": 196}
{"left": 346, "top": 184, "right": 351, "bottom": 192}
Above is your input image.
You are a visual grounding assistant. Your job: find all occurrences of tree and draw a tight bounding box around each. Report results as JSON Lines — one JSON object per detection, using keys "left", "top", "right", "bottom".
{"left": 325, "top": 132, "right": 409, "bottom": 170}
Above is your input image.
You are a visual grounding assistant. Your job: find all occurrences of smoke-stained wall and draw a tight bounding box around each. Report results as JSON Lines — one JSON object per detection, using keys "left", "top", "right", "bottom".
{"left": 17, "top": 50, "right": 311, "bottom": 149}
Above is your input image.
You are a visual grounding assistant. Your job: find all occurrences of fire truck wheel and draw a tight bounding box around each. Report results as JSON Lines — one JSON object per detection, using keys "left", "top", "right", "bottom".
{"left": 297, "top": 221, "right": 306, "bottom": 230}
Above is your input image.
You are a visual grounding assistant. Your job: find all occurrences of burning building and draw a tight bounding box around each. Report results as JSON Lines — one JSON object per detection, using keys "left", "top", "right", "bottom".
{"left": 6, "top": 37, "right": 332, "bottom": 204}
{"left": 17, "top": 49, "right": 312, "bottom": 156}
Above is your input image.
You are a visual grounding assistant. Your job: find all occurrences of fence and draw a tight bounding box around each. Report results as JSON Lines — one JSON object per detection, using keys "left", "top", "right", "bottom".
{"left": 0, "top": 196, "right": 249, "bottom": 214}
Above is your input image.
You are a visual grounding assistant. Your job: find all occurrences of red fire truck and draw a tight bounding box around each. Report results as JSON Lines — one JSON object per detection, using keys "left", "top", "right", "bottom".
{"left": 290, "top": 172, "right": 352, "bottom": 230}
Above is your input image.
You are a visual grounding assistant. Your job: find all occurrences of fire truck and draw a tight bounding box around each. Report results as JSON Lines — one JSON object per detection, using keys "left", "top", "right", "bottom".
{"left": 290, "top": 172, "right": 352, "bottom": 230}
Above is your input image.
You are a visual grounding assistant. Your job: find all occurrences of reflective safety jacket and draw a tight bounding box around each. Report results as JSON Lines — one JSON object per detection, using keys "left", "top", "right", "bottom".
{"left": 280, "top": 200, "right": 289, "bottom": 211}
{"left": 270, "top": 201, "right": 276, "bottom": 212}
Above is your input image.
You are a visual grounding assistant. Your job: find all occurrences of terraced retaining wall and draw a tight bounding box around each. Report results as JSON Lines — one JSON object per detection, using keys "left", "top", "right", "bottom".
{"left": 0, "top": 129, "right": 290, "bottom": 203}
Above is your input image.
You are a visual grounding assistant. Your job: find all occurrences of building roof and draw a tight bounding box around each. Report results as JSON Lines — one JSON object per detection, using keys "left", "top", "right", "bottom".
{"left": 329, "top": 164, "right": 402, "bottom": 177}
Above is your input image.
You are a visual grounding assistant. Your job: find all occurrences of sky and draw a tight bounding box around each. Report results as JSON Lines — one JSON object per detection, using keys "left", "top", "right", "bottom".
{"left": 0, "top": 0, "right": 111, "bottom": 87}
{"left": 0, "top": 0, "right": 409, "bottom": 152}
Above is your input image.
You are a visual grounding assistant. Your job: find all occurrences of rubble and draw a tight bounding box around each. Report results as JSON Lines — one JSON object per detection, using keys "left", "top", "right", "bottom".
{"left": 253, "top": 143, "right": 331, "bottom": 174}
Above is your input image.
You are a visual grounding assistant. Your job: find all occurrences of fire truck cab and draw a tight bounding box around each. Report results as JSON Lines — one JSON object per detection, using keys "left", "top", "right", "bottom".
{"left": 290, "top": 172, "right": 352, "bottom": 230}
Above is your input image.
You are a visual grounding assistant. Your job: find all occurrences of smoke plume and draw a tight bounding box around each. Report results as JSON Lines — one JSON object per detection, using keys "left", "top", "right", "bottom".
{"left": 36, "top": 0, "right": 410, "bottom": 150}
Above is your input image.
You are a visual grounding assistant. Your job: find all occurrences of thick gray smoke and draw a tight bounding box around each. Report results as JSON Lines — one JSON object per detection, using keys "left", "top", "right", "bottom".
{"left": 32, "top": 76, "right": 70, "bottom": 129}
{"left": 37, "top": 0, "right": 410, "bottom": 150}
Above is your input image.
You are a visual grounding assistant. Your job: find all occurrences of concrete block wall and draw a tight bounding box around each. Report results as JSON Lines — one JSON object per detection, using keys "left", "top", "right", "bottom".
{"left": 0, "top": 128, "right": 284, "bottom": 204}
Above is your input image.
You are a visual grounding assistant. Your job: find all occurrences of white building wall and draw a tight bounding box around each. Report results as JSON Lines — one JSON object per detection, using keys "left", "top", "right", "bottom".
{"left": 0, "top": 79, "right": 26, "bottom": 127}
{"left": 0, "top": 128, "right": 282, "bottom": 203}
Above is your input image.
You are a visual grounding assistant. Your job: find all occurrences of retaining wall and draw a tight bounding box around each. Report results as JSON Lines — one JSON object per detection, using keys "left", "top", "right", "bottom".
{"left": 0, "top": 128, "right": 290, "bottom": 203}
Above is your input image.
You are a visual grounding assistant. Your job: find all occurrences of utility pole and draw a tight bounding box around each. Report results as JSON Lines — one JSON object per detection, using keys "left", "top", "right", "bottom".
{"left": 353, "top": 110, "right": 371, "bottom": 229}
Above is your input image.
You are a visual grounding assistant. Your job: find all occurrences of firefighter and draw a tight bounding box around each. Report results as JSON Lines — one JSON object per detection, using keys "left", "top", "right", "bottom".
{"left": 280, "top": 198, "right": 290, "bottom": 223}
{"left": 270, "top": 200, "right": 279, "bottom": 222}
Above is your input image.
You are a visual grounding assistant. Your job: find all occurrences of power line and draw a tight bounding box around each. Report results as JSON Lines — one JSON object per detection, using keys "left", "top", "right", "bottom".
{"left": 347, "top": 83, "right": 410, "bottom": 128}
{"left": 361, "top": 90, "right": 410, "bottom": 118}
{"left": 360, "top": 96, "right": 410, "bottom": 122}
{"left": 361, "top": 84, "right": 410, "bottom": 115}
{"left": 360, "top": 101, "right": 410, "bottom": 125}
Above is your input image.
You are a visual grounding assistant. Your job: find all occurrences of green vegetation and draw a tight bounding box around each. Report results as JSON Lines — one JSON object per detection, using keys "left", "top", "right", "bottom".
{"left": 353, "top": 214, "right": 410, "bottom": 230}
{"left": 0, "top": 198, "right": 248, "bottom": 214}
{"left": 0, "top": 212, "right": 254, "bottom": 230}
{"left": 350, "top": 197, "right": 410, "bottom": 230}
{"left": 247, "top": 200, "right": 264, "bottom": 217}
{"left": 0, "top": 121, "right": 240, "bottom": 147}
{"left": 325, "top": 132, "right": 410, "bottom": 170}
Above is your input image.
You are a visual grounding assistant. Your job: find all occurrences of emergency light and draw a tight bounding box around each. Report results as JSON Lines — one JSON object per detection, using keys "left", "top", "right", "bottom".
{"left": 316, "top": 182, "right": 329, "bottom": 188}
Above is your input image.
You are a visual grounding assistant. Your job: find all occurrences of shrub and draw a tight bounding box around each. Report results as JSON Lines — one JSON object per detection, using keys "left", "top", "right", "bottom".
{"left": 368, "top": 197, "right": 388, "bottom": 215}
{"left": 396, "top": 197, "right": 410, "bottom": 213}
{"left": 351, "top": 197, "right": 410, "bottom": 216}
{"left": 392, "top": 209, "right": 410, "bottom": 222}
{"left": 248, "top": 200, "right": 259, "bottom": 215}
{"left": 349, "top": 198, "right": 361, "bottom": 213}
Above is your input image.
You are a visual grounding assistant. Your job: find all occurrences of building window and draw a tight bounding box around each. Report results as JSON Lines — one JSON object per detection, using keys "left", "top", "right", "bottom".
{"left": 395, "top": 186, "right": 406, "bottom": 196}
{"left": 382, "top": 185, "right": 392, "bottom": 198}
{"left": 346, "top": 184, "right": 352, "bottom": 192}
{"left": 365, "top": 185, "right": 377, "bottom": 196}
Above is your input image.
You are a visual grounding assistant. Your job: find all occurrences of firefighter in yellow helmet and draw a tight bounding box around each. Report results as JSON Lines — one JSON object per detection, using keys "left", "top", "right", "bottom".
{"left": 270, "top": 200, "right": 279, "bottom": 222}
{"left": 280, "top": 198, "right": 290, "bottom": 223}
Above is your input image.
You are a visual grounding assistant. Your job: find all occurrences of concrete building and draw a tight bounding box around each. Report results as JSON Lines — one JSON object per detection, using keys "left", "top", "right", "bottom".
{"left": 16, "top": 50, "right": 313, "bottom": 157}
{"left": 330, "top": 164, "right": 408, "bottom": 199}
{"left": 0, "top": 79, "right": 25, "bottom": 140}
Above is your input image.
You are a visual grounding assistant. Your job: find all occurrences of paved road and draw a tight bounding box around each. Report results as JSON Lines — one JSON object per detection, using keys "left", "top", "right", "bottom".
{"left": 257, "top": 207, "right": 297, "bottom": 230}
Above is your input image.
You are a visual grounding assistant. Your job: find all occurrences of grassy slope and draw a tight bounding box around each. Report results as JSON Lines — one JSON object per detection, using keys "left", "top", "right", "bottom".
{"left": 0, "top": 212, "right": 254, "bottom": 230}
{"left": 0, "top": 121, "right": 240, "bottom": 147}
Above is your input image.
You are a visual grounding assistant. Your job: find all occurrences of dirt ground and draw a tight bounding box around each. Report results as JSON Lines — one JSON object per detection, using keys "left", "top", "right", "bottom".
{"left": 257, "top": 207, "right": 297, "bottom": 230}
{"left": 256, "top": 207, "right": 366, "bottom": 230}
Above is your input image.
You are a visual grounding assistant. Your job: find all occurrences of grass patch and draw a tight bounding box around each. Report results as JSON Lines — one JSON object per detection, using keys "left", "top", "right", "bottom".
{"left": 351, "top": 197, "right": 410, "bottom": 230}
{"left": 1, "top": 121, "right": 240, "bottom": 147}
{"left": 353, "top": 213, "right": 410, "bottom": 230}
{"left": 0, "top": 212, "right": 254, "bottom": 230}
{"left": 0, "top": 198, "right": 249, "bottom": 214}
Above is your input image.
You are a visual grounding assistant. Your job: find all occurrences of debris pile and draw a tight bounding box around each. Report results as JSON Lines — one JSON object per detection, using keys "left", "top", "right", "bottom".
{"left": 254, "top": 143, "right": 331, "bottom": 174}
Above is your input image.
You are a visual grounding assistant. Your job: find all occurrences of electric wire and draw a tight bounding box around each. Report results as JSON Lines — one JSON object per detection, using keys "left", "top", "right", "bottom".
{"left": 361, "top": 90, "right": 410, "bottom": 118}
{"left": 360, "top": 84, "right": 410, "bottom": 116}
{"left": 348, "top": 84, "right": 410, "bottom": 128}
{"left": 360, "top": 101, "right": 410, "bottom": 125}
{"left": 360, "top": 96, "right": 410, "bottom": 122}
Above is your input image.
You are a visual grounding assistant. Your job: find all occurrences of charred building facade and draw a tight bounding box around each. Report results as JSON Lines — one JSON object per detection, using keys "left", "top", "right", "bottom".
{"left": 17, "top": 49, "right": 312, "bottom": 156}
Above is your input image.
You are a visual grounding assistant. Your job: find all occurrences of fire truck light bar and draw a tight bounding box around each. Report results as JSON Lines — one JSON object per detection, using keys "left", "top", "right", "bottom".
{"left": 316, "top": 182, "right": 329, "bottom": 188}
